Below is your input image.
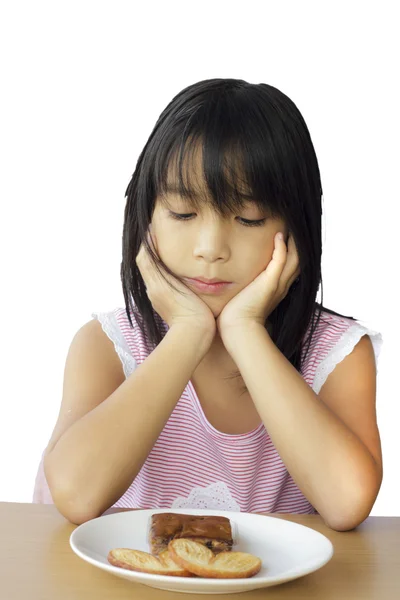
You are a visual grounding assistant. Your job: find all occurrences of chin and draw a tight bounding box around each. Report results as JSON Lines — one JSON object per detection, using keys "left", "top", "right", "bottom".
{"left": 201, "top": 300, "right": 225, "bottom": 319}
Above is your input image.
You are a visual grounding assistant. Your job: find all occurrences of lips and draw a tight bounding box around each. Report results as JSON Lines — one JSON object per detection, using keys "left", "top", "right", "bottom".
{"left": 185, "top": 278, "right": 233, "bottom": 295}
{"left": 191, "top": 277, "right": 231, "bottom": 284}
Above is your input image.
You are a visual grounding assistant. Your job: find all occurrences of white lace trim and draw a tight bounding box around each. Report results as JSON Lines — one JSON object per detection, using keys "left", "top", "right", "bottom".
{"left": 90, "top": 311, "right": 383, "bottom": 409}
{"left": 91, "top": 311, "right": 137, "bottom": 378}
{"left": 312, "top": 323, "right": 383, "bottom": 395}
{"left": 171, "top": 481, "right": 241, "bottom": 511}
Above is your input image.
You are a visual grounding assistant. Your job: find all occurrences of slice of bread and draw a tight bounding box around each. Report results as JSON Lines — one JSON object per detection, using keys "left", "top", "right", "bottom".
{"left": 168, "top": 539, "right": 262, "bottom": 579}
{"left": 107, "top": 548, "right": 193, "bottom": 577}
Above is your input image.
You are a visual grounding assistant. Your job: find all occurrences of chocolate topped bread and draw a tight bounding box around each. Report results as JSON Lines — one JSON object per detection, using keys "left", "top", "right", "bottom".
{"left": 149, "top": 513, "right": 233, "bottom": 555}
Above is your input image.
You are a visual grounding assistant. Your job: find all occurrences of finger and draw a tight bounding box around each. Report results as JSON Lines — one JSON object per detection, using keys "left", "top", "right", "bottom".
{"left": 278, "top": 233, "right": 300, "bottom": 286}
{"left": 273, "top": 232, "right": 288, "bottom": 264}
{"left": 263, "top": 233, "right": 287, "bottom": 285}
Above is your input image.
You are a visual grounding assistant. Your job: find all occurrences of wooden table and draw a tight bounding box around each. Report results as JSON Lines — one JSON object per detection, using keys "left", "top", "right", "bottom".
{"left": 1, "top": 503, "right": 399, "bottom": 599}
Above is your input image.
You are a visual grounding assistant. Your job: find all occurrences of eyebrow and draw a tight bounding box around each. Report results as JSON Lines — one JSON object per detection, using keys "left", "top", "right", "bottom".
{"left": 164, "top": 184, "right": 255, "bottom": 201}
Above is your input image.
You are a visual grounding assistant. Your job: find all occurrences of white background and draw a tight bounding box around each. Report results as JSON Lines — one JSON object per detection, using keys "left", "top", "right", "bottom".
{"left": 1, "top": 1, "right": 398, "bottom": 515}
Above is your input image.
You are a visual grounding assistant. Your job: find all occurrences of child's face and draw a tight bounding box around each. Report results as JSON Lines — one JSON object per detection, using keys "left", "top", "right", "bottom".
{"left": 150, "top": 148, "right": 288, "bottom": 318}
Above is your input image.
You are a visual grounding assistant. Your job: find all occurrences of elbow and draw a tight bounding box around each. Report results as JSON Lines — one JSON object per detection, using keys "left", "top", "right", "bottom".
{"left": 51, "top": 485, "right": 102, "bottom": 525}
{"left": 44, "top": 454, "right": 101, "bottom": 525}
{"left": 325, "top": 516, "right": 363, "bottom": 532}
{"left": 322, "top": 470, "right": 383, "bottom": 533}
{"left": 323, "top": 506, "right": 369, "bottom": 532}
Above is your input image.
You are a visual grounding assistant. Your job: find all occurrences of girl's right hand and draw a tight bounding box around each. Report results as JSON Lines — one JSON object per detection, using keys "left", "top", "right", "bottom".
{"left": 136, "top": 229, "right": 217, "bottom": 339}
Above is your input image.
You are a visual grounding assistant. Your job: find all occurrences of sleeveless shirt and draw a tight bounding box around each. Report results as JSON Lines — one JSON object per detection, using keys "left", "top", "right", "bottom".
{"left": 32, "top": 305, "right": 383, "bottom": 514}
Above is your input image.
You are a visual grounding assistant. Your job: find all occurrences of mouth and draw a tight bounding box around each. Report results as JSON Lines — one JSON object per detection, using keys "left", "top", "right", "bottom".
{"left": 184, "top": 278, "right": 233, "bottom": 295}
{"left": 189, "top": 277, "right": 231, "bottom": 284}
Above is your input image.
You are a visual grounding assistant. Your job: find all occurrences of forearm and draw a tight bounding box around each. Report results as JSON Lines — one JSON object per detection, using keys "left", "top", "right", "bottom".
{"left": 223, "top": 323, "right": 381, "bottom": 531}
{"left": 45, "top": 324, "right": 213, "bottom": 524}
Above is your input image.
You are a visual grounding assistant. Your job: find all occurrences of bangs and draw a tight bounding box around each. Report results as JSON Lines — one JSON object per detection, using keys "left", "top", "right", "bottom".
{"left": 151, "top": 100, "right": 288, "bottom": 220}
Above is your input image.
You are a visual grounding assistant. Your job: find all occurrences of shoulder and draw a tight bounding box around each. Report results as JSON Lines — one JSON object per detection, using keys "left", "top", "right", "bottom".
{"left": 313, "top": 308, "right": 356, "bottom": 338}
{"left": 72, "top": 317, "right": 126, "bottom": 382}
{"left": 309, "top": 307, "right": 383, "bottom": 394}
{"left": 301, "top": 308, "right": 356, "bottom": 369}
{"left": 91, "top": 308, "right": 141, "bottom": 376}
{"left": 308, "top": 306, "right": 382, "bottom": 354}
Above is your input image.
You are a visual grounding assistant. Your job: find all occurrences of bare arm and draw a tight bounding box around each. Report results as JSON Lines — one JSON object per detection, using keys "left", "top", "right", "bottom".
{"left": 221, "top": 323, "right": 382, "bottom": 531}
{"left": 44, "top": 322, "right": 213, "bottom": 525}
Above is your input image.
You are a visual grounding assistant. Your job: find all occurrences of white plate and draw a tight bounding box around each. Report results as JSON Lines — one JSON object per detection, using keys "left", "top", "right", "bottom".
{"left": 70, "top": 508, "right": 334, "bottom": 595}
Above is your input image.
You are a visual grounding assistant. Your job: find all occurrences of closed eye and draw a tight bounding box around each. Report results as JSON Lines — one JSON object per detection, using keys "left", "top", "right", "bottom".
{"left": 168, "top": 212, "right": 267, "bottom": 228}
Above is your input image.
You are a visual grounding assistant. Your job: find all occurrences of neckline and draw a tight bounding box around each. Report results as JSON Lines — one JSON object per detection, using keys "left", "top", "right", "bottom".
{"left": 187, "top": 379, "right": 265, "bottom": 442}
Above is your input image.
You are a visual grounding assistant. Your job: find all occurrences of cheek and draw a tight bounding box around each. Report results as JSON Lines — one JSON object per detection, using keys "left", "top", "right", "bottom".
{"left": 153, "top": 233, "right": 184, "bottom": 268}
{"left": 238, "top": 238, "right": 274, "bottom": 271}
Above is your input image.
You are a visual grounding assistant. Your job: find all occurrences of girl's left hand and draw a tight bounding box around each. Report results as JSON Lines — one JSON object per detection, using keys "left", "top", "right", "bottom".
{"left": 217, "top": 232, "right": 301, "bottom": 338}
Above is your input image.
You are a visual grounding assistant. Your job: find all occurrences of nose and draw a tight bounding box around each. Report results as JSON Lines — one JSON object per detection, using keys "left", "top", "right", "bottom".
{"left": 192, "top": 218, "right": 230, "bottom": 263}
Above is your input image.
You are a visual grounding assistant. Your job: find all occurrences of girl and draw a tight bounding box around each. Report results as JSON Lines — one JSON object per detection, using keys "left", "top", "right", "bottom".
{"left": 33, "top": 78, "right": 383, "bottom": 530}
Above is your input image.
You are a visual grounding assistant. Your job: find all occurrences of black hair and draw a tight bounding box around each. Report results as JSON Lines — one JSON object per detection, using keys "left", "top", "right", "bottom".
{"left": 120, "top": 78, "right": 356, "bottom": 388}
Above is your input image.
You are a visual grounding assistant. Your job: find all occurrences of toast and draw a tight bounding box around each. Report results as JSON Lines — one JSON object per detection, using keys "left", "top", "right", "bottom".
{"left": 107, "top": 547, "right": 193, "bottom": 577}
{"left": 168, "top": 539, "right": 262, "bottom": 579}
{"left": 149, "top": 513, "right": 233, "bottom": 555}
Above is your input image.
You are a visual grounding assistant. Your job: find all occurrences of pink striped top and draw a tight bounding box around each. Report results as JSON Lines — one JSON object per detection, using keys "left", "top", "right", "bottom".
{"left": 33, "top": 305, "right": 382, "bottom": 515}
